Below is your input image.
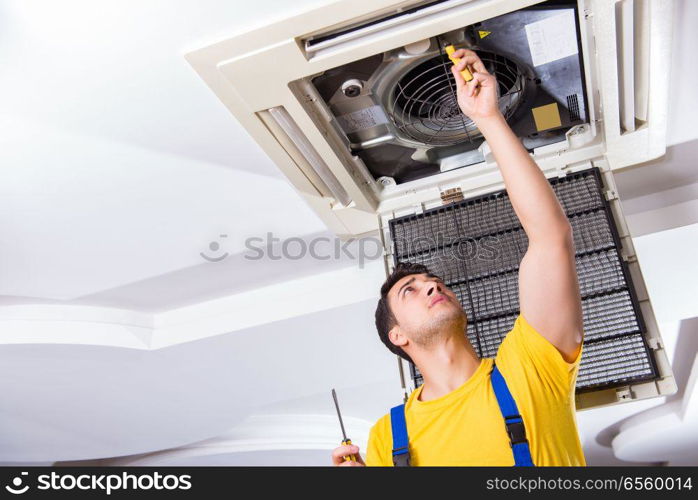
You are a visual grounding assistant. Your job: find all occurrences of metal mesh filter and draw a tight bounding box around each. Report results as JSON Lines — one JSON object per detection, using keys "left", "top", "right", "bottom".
{"left": 388, "top": 168, "right": 657, "bottom": 392}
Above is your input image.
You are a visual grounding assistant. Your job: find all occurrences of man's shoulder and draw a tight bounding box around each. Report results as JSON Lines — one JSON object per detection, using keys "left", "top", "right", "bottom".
{"left": 366, "top": 411, "right": 392, "bottom": 454}
{"left": 371, "top": 410, "right": 392, "bottom": 434}
{"left": 366, "top": 411, "right": 395, "bottom": 466}
{"left": 369, "top": 399, "right": 408, "bottom": 439}
{"left": 494, "top": 314, "right": 582, "bottom": 402}
{"left": 496, "top": 313, "right": 583, "bottom": 370}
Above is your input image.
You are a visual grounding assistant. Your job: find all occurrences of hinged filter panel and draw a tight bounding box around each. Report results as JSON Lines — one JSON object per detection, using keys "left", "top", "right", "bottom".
{"left": 382, "top": 166, "right": 675, "bottom": 410}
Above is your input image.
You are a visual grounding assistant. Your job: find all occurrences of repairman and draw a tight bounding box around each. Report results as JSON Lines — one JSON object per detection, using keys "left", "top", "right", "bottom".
{"left": 331, "top": 49, "right": 585, "bottom": 467}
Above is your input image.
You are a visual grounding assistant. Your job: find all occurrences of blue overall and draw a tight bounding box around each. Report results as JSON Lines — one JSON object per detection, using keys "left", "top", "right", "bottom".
{"left": 390, "top": 362, "right": 535, "bottom": 466}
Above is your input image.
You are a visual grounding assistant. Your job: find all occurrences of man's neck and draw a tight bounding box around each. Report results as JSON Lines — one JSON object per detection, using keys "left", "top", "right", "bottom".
{"left": 416, "top": 334, "right": 480, "bottom": 402}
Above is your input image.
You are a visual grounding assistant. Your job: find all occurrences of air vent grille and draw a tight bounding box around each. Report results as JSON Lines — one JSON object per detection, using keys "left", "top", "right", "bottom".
{"left": 567, "top": 93, "right": 581, "bottom": 122}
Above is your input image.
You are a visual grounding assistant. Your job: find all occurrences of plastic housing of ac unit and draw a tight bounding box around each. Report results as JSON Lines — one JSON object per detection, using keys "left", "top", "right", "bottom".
{"left": 186, "top": 0, "right": 672, "bottom": 238}
{"left": 186, "top": 0, "right": 677, "bottom": 409}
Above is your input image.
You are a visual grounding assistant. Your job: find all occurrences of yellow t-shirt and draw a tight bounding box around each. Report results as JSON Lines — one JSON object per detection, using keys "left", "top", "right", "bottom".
{"left": 366, "top": 314, "right": 585, "bottom": 466}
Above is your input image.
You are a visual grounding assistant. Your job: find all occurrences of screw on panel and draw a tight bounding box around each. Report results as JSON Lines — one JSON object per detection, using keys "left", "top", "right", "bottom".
{"left": 647, "top": 338, "right": 663, "bottom": 350}
{"left": 616, "top": 387, "right": 632, "bottom": 401}
{"left": 341, "top": 79, "right": 364, "bottom": 98}
{"left": 377, "top": 176, "right": 396, "bottom": 188}
{"left": 604, "top": 189, "right": 618, "bottom": 201}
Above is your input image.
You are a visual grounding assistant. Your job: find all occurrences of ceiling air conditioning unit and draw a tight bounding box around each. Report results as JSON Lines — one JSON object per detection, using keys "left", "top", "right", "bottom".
{"left": 186, "top": 0, "right": 677, "bottom": 410}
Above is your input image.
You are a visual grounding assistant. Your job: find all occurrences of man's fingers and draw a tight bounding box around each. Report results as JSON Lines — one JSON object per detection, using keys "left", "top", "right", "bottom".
{"left": 338, "top": 460, "right": 364, "bottom": 466}
{"left": 464, "top": 70, "right": 480, "bottom": 96}
{"left": 449, "top": 48, "right": 488, "bottom": 74}
{"left": 450, "top": 63, "right": 466, "bottom": 88}
{"left": 466, "top": 81, "right": 476, "bottom": 97}
{"left": 332, "top": 444, "right": 358, "bottom": 459}
{"left": 471, "top": 71, "right": 495, "bottom": 87}
{"left": 461, "top": 71, "right": 496, "bottom": 99}
{"left": 460, "top": 55, "right": 488, "bottom": 75}
{"left": 331, "top": 444, "right": 360, "bottom": 465}
{"left": 472, "top": 71, "right": 496, "bottom": 88}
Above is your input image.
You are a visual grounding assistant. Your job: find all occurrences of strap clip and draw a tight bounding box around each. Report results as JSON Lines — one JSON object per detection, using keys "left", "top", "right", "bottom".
{"left": 392, "top": 449, "right": 411, "bottom": 467}
{"left": 392, "top": 445, "right": 409, "bottom": 456}
{"left": 504, "top": 415, "right": 528, "bottom": 446}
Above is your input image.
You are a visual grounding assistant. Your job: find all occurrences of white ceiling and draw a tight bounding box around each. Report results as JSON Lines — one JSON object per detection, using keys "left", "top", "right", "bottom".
{"left": 0, "top": 295, "right": 401, "bottom": 462}
{"left": 1, "top": 0, "right": 697, "bottom": 312}
{"left": 0, "top": 0, "right": 336, "bottom": 309}
{"left": 1, "top": 0, "right": 697, "bottom": 465}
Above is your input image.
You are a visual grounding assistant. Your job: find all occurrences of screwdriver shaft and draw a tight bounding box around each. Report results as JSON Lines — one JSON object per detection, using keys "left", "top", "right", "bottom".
{"left": 331, "top": 388, "right": 348, "bottom": 441}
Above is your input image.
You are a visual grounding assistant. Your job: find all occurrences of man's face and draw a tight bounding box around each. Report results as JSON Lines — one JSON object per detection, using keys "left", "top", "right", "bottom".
{"left": 387, "top": 273, "right": 467, "bottom": 349}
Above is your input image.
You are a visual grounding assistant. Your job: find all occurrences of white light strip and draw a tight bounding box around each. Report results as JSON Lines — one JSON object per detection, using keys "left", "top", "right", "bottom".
{"left": 303, "top": 0, "right": 471, "bottom": 56}
{"left": 616, "top": 0, "right": 636, "bottom": 132}
{"left": 268, "top": 106, "right": 352, "bottom": 207}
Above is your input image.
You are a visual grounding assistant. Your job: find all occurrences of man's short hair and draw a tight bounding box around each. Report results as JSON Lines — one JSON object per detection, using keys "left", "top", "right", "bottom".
{"left": 374, "top": 262, "right": 443, "bottom": 364}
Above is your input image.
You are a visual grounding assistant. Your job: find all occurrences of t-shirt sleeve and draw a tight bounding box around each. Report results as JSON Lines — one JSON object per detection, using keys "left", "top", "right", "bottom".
{"left": 494, "top": 313, "right": 583, "bottom": 403}
{"left": 365, "top": 414, "right": 391, "bottom": 466}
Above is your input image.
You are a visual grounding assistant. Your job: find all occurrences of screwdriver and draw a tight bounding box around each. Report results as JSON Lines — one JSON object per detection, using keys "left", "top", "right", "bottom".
{"left": 331, "top": 388, "right": 356, "bottom": 462}
{"left": 445, "top": 45, "right": 474, "bottom": 82}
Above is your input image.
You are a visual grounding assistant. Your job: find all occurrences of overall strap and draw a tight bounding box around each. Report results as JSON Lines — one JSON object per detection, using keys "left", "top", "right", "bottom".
{"left": 390, "top": 404, "right": 411, "bottom": 466}
{"left": 491, "top": 362, "right": 535, "bottom": 466}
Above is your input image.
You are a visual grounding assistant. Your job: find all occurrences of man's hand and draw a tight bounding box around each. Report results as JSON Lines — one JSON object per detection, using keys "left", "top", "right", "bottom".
{"left": 449, "top": 49, "right": 501, "bottom": 122}
{"left": 331, "top": 444, "right": 366, "bottom": 466}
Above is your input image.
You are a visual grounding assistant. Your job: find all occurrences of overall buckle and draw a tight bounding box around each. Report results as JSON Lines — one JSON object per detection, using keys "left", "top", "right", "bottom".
{"left": 392, "top": 446, "right": 411, "bottom": 466}
{"left": 504, "top": 415, "right": 528, "bottom": 447}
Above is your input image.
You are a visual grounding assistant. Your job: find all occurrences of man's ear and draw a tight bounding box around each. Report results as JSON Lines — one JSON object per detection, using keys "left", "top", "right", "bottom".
{"left": 388, "top": 326, "right": 408, "bottom": 348}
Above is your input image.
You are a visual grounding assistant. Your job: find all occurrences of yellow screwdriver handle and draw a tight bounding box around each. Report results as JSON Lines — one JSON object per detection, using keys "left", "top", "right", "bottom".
{"left": 342, "top": 439, "right": 357, "bottom": 462}
{"left": 445, "top": 45, "right": 474, "bottom": 82}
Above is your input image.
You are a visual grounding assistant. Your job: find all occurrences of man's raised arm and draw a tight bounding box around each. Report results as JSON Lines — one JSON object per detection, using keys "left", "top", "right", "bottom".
{"left": 451, "top": 50, "right": 583, "bottom": 363}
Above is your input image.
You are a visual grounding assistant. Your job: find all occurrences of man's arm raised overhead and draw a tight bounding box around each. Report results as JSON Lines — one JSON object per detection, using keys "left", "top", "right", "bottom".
{"left": 451, "top": 50, "right": 583, "bottom": 363}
